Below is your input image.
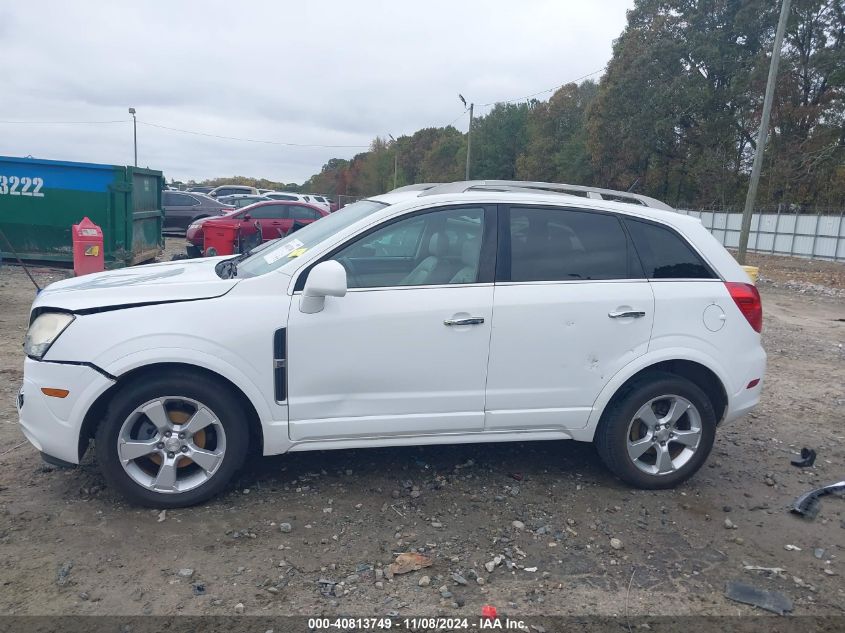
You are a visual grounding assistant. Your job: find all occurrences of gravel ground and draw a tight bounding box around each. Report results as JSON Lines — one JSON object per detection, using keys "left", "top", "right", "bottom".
{"left": 0, "top": 244, "right": 843, "bottom": 617}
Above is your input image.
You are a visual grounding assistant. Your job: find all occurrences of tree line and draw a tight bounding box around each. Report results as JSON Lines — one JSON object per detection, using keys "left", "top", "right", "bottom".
{"left": 299, "top": 0, "right": 844, "bottom": 211}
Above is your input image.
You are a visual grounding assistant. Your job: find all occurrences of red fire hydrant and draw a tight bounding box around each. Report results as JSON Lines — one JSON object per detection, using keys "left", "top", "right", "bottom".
{"left": 72, "top": 217, "right": 104, "bottom": 276}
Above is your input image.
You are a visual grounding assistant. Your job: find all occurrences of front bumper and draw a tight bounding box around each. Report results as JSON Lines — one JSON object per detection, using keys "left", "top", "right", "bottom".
{"left": 17, "top": 357, "right": 115, "bottom": 464}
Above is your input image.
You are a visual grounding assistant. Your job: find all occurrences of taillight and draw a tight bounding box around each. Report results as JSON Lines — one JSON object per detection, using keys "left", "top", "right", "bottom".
{"left": 725, "top": 282, "right": 762, "bottom": 333}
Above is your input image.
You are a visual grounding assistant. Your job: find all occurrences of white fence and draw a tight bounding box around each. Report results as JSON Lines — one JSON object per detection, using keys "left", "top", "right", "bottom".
{"left": 677, "top": 209, "right": 845, "bottom": 262}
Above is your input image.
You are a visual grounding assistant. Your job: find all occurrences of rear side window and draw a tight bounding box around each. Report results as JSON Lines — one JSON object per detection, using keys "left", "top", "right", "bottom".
{"left": 624, "top": 219, "right": 715, "bottom": 279}
{"left": 290, "top": 206, "right": 321, "bottom": 221}
{"left": 248, "top": 204, "right": 288, "bottom": 219}
{"left": 504, "top": 207, "right": 633, "bottom": 282}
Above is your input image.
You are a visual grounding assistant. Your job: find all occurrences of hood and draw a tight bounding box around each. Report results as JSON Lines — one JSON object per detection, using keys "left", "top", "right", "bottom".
{"left": 33, "top": 257, "right": 238, "bottom": 312}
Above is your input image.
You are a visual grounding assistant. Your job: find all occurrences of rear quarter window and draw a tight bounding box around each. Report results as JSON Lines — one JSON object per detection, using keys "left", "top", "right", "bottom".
{"left": 624, "top": 218, "right": 716, "bottom": 279}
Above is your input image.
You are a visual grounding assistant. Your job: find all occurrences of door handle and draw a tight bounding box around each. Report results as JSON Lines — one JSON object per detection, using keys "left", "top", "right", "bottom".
{"left": 444, "top": 317, "right": 485, "bottom": 326}
{"left": 608, "top": 310, "right": 646, "bottom": 319}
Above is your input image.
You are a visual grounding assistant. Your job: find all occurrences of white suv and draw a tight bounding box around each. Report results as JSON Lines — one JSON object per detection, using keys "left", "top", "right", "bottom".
{"left": 18, "top": 181, "right": 765, "bottom": 507}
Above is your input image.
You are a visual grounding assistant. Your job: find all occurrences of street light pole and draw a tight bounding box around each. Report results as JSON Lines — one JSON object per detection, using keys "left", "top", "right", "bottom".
{"left": 737, "top": 0, "right": 791, "bottom": 264}
{"left": 128, "top": 107, "right": 137, "bottom": 167}
{"left": 459, "top": 95, "right": 473, "bottom": 180}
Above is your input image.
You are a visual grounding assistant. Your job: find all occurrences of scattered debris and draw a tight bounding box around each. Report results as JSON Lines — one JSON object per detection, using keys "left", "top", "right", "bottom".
{"left": 191, "top": 583, "right": 206, "bottom": 596}
{"left": 279, "top": 522, "right": 292, "bottom": 533}
{"left": 157, "top": 510, "right": 167, "bottom": 523}
{"left": 724, "top": 518, "right": 737, "bottom": 530}
{"left": 317, "top": 578, "right": 338, "bottom": 597}
{"left": 743, "top": 565, "right": 786, "bottom": 576}
{"left": 784, "top": 544, "right": 801, "bottom": 551}
{"left": 610, "top": 538, "right": 624, "bottom": 550}
{"left": 56, "top": 561, "right": 73, "bottom": 586}
{"left": 790, "top": 448, "right": 817, "bottom": 468}
{"left": 418, "top": 575, "right": 431, "bottom": 587}
{"left": 814, "top": 548, "right": 825, "bottom": 560}
{"left": 790, "top": 480, "right": 845, "bottom": 519}
{"left": 177, "top": 568, "right": 194, "bottom": 578}
{"left": 725, "top": 580, "right": 793, "bottom": 615}
{"left": 386, "top": 552, "right": 433, "bottom": 578}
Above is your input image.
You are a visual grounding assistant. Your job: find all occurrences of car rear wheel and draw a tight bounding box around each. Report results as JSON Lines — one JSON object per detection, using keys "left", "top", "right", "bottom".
{"left": 95, "top": 371, "right": 249, "bottom": 507}
{"left": 594, "top": 372, "right": 716, "bottom": 489}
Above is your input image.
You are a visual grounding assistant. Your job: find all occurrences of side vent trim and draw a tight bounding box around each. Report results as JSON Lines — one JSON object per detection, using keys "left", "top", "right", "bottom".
{"left": 273, "top": 328, "right": 287, "bottom": 402}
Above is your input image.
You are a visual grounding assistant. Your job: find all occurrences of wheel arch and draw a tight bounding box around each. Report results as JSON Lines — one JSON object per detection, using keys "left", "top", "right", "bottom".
{"left": 580, "top": 354, "right": 729, "bottom": 442}
{"left": 78, "top": 362, "right": 264, "bottom": 461}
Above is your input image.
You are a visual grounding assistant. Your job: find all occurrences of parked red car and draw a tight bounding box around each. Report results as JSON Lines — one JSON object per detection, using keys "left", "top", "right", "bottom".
{"left": 185, "top": 200, "right": 328, "bottom": 257}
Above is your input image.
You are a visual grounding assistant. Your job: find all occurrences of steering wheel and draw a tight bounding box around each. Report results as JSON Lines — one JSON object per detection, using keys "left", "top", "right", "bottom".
{"left": 336, "top": 256, "right": 363, "bottom": 288}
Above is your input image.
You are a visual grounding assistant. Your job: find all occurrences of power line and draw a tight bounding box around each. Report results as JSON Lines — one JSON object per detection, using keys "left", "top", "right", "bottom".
{"left": 440, "top": 108, "right": 469, "bottom": 129}
{"left": 0, "top": 119, "right": 128, "bottom": 124}
{"left": 476, "top": 66, "right": 606, "bottom": 107}
{"left": 137, "top": 120, "right": 369, "bottom": 148}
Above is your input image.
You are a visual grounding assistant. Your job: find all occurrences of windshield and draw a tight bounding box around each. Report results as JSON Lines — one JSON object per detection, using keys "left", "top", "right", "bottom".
{"left": 236, "top": 199, "right": 388, "bottom": 278}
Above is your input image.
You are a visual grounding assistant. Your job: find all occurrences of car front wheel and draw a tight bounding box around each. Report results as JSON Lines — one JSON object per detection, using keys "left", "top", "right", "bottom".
{"left": 95, "top": 372, "right": 249, "bottom": 507}
{"left": 594, "top": 372, "right": 716, "bottom": 489}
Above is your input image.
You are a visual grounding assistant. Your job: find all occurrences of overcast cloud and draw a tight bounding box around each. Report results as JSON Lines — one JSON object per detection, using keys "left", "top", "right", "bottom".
{"left": 0, "top": 0, "right": 634, "bottom": 184}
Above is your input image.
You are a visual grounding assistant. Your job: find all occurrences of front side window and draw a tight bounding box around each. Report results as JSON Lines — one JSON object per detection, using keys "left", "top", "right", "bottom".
{"left": 624, "top": 218, "right": 715, "bottom": 279}
{"left": 332, "top": 207, "right": 486, "bottom": 289}
{"left": 504, "top": 207, "right": 632, "bottom": 282}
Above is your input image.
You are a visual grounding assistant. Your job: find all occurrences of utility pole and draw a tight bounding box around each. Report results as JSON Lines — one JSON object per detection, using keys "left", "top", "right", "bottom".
{"left": 459, "top": 95, "right": 473, "bottom": 180}
{"left": 737, "top": 0, "right": 791, "bottom": 264}
{"left": 128, "top": 107, "right": 137, "bottom": 167}
{"left": 389, "top": 134, "right": 398, "bottom": 190}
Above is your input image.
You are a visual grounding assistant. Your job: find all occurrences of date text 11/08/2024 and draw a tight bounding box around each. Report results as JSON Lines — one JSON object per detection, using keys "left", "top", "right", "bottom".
{"left": 307, "top": 613, "right": 526, "bottom": 630}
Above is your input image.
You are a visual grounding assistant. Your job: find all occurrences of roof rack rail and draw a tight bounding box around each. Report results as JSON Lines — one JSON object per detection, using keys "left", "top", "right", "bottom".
{"left": 418, "top": 180, "right": 674, "bottom": 211}
{"left": 387, "top": 183, "right": 442, "bottom": 193}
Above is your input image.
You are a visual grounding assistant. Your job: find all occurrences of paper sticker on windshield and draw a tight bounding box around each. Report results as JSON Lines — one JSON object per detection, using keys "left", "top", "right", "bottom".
{"left": 263, "top": 238, "right": 304, "bottom": 264}
{"left": 287, "top": 247, "right": 308, "bottom": 258}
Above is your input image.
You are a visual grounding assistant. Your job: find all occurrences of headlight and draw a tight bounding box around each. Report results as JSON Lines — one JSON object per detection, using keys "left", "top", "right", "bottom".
{"left": 24, "top": 312, "right": 75, "bottom": 360}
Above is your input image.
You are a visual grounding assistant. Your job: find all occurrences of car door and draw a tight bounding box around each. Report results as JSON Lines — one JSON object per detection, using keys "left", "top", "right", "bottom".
{"left": 285, "top": 205, "right": 496, "bottom": 442}
{"left": 246, "top": 204, "right": 290, "bottom": 239}
{"left": 162, "top": 192, "right": 194, "bottom": 232}
{"left": 484, "top": 204, "right": 655, "bottom": 432}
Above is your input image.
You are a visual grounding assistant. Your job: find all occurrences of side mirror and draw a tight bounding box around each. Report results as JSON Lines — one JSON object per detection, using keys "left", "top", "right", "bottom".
{"left": 243, "top": 213, "right": 252, "bottom": 220}
{"left": 300, "top": 260, "right": 347, "bottom": 314}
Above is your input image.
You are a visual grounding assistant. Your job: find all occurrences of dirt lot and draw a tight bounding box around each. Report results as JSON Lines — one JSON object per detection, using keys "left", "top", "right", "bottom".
{"left": 0, "top": 245, "right": 843, "bottom": 617}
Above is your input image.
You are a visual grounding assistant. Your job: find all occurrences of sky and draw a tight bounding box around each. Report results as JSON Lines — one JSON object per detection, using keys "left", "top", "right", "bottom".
{"left": 0, "top": 0, "right": 634, "bottom": 185}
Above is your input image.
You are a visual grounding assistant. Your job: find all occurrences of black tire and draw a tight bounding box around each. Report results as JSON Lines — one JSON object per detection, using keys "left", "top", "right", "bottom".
{"left": 185, "top": 244, "right": 202, "bottom": 259}
{"left": 95, "top": 370, "right": 249, "bottom": 507}
{"left": 594, "top": 371, "right": 716, "bottom": 489}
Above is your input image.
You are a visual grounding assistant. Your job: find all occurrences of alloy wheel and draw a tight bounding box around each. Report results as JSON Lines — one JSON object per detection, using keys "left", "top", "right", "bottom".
{"left": 625, "top": 394, "right": 702, "bottom": 476}
{"left": 116, "top": 397, "right": 227, "bottom": 493}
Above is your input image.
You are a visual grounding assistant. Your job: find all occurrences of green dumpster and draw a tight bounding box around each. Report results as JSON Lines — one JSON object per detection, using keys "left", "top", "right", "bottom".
{"left": 0, "top": 155, "right": 164, "bottom": 268}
